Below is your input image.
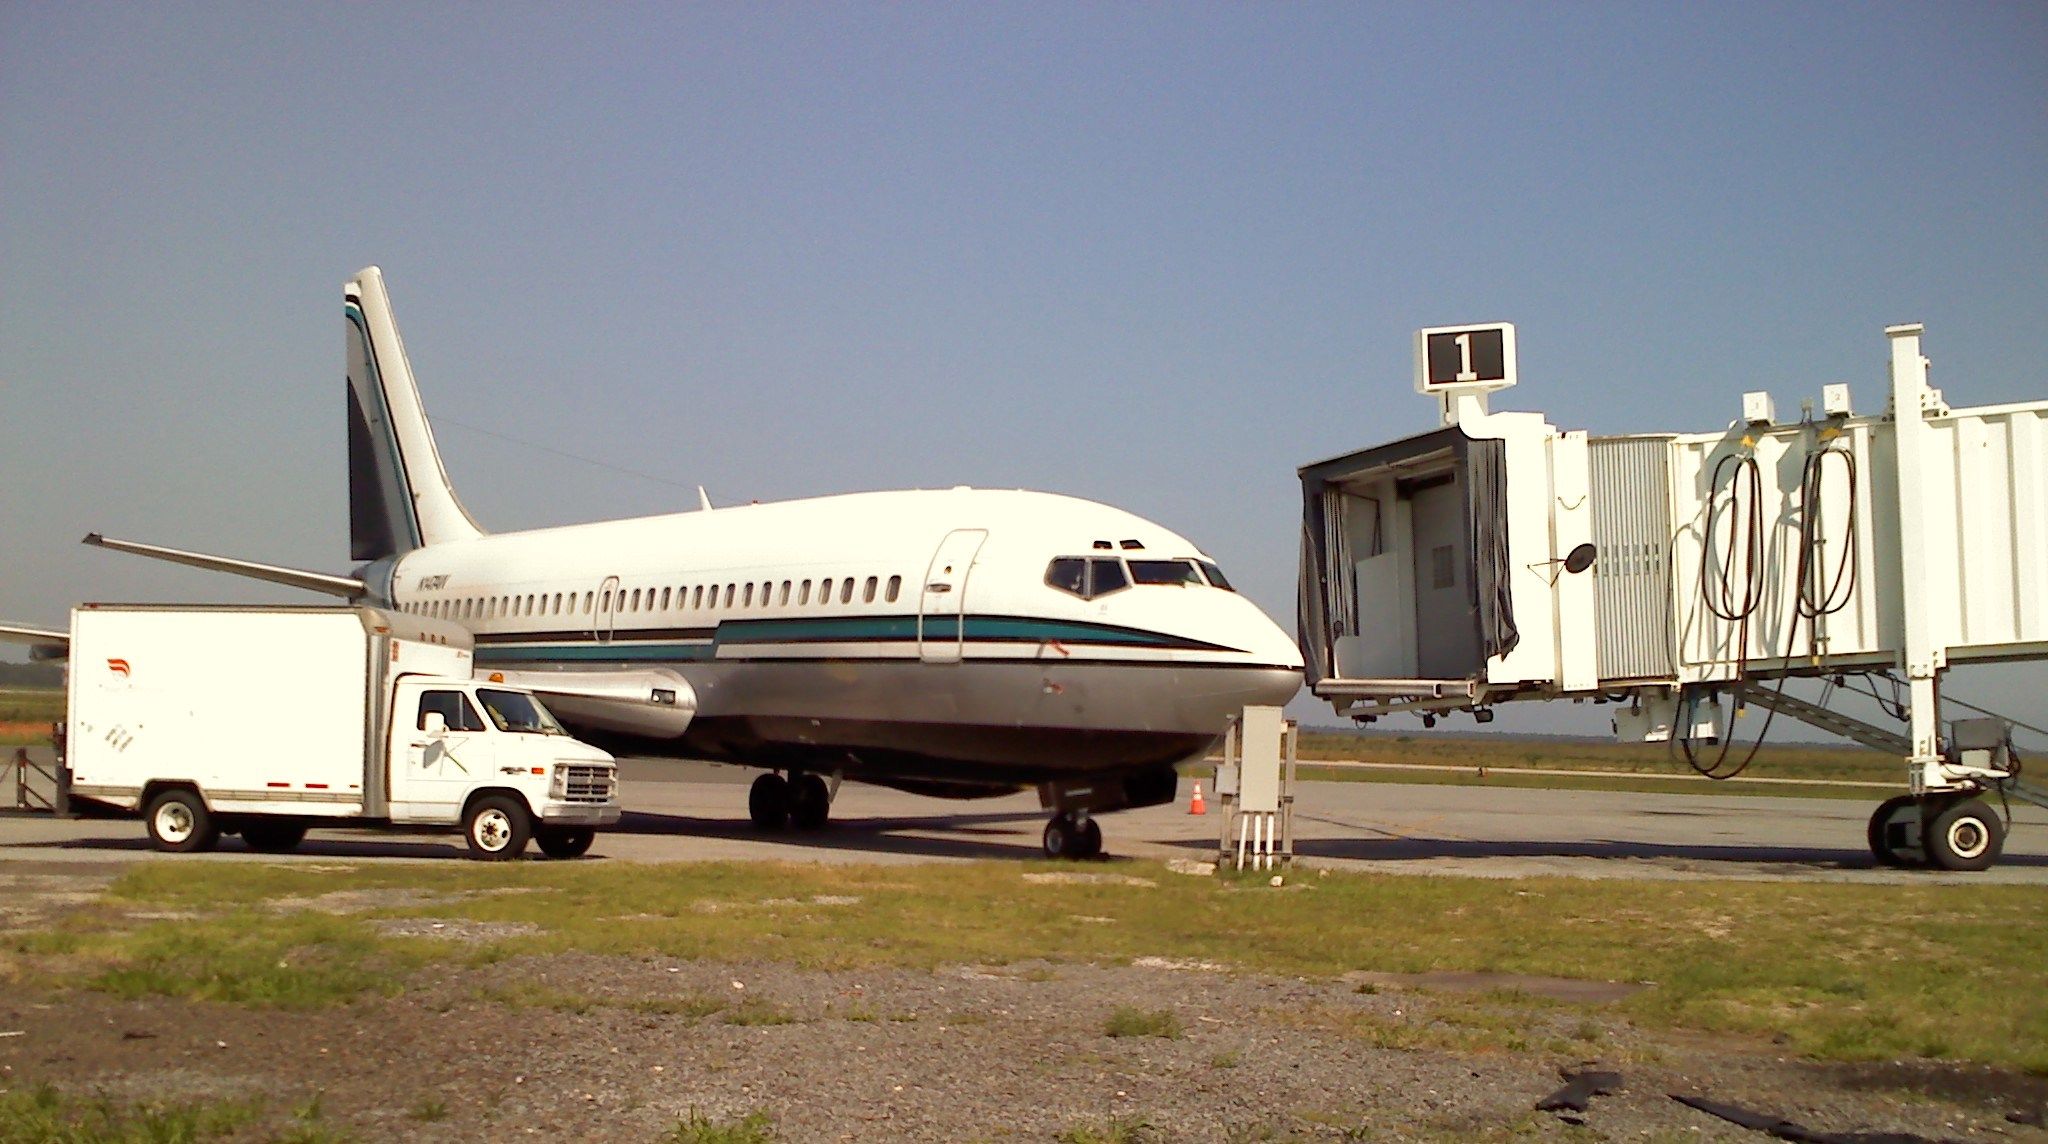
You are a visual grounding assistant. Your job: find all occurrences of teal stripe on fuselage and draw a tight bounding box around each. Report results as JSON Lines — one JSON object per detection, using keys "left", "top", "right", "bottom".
{"left": 714, "top": 614, "right": 1236, "bottom": 652}
{"left": 466, "top": 614, "right": 1239, "bottom": 665}
{"left": 481, "top": 643, "right": 715, "bottom": 663}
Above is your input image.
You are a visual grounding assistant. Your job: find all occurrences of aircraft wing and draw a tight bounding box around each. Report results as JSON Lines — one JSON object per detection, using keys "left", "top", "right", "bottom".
{"left": 479, "top": 667, "right": 697, "bottom": 740}
{"left": 84, "top": 533, "right": 365, "bottom": 598}
{"left": 0, "top": 624, "right": 69, "bottom": 661}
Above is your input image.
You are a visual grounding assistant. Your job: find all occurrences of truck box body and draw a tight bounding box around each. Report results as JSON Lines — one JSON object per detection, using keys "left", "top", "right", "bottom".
{"left": 63, "top": 604, "right": 616, "bottom": 858}
{"left": 67, "top": 605, "right": 472, "bottom": 817}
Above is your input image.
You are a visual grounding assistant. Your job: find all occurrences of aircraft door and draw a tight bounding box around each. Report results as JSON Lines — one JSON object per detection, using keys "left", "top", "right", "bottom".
{"left": 918, "top": 529, "right": 987, "bottom": 664}
{"left": 593, "top": 575, "right": 620, "bottom": 644}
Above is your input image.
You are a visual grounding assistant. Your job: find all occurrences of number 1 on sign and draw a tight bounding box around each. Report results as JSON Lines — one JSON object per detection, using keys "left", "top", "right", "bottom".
{"left": 1453, "top": 333, "right": 1478, "bottom": 382}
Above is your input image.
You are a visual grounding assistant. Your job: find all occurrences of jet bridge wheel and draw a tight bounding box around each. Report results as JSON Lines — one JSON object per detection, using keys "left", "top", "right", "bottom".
{"left": 1042, "top": 812, "right": 1103, "bottom": 860}
{"left": 749, "top": 773, "right": 790, "bottom": 830}
{"left": 1866, "top": 796, "right": 1918, "bottom": 868}
{"left": 1926, "top": 797, "right": 2004, "bottom": 872}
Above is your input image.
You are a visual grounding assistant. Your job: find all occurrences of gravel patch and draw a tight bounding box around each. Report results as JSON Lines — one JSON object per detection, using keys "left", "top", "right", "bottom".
{"left": 2, "top": 954, "right": 2039, "bottom": 1142}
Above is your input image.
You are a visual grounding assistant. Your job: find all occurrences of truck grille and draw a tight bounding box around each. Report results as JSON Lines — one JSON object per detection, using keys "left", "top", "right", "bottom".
{"left": 558, "top": 764, "right": 615, "bottom": 804}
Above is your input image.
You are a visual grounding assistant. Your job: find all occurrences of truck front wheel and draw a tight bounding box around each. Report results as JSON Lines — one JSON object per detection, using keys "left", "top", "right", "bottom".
{"left": 145, "top": 789, "right": 220, "bottom": 853}
{"left": 464, "top": 795, "right": 532, "bottom": 860}
{"left": 536, "top": 827, "right": 596, "bottom": 859}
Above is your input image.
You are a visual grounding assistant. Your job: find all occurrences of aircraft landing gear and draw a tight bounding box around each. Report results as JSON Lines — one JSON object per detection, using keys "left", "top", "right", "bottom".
{"left": 1042, "top": 810, "right": 1102, "bottom": 860}
{"left": 789, "top": 772, "right": 833, "bottom": 831}
{"left": 751, "top": 771, "right": 835, "bottom": 832}
{"left": 749, "top": 773, "right": 789, "bottom": 831}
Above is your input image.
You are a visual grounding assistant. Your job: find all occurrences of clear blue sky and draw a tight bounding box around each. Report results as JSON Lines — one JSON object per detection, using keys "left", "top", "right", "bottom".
{"left": 4, "top": 3, "right": 2044, "bottom": 734}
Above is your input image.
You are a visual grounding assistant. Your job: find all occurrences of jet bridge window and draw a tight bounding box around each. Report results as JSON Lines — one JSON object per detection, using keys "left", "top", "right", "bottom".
{"left": 417, "top": 690, "right": 486, "bottom": 732}
{"left": 1045, "top": 556, "right": 1131, "bottom": 600}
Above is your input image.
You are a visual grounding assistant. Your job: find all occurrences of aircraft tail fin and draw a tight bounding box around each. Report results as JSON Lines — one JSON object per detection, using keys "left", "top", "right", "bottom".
{"left": 344, "top": 266, "right": 484, "bottom": 560}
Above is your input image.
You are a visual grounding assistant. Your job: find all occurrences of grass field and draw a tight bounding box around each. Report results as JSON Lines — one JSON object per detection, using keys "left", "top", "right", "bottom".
{"left": 0, "top": 688, "right": 62, "bottom": 744}
{"left": 8, "top": 860, "right": 2044, "bottom": 1075}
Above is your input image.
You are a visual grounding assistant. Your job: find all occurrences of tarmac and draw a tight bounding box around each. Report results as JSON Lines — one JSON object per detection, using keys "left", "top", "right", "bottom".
{"left": 3, "top": 748, "right": 2046, "bottom": 883}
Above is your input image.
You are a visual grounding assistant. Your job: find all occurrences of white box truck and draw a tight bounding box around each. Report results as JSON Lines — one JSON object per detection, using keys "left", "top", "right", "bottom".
{"left": 62, "top": 604, "right": 618, "bottom": 860}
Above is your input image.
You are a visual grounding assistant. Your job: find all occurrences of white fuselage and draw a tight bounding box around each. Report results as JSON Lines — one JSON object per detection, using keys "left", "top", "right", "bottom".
{"left": 371, "top": 486, "right": 1303, "bottom": 791}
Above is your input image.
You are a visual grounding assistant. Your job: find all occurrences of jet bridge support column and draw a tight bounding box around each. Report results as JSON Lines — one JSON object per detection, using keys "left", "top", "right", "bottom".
{"left": 1888, "top": 324, "right": 1951, "bottom": 794}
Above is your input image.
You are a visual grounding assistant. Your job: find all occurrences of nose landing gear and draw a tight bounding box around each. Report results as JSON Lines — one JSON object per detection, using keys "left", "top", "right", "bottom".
{"left": 1042, "top": 810, "right": 1103, "bottom": 860}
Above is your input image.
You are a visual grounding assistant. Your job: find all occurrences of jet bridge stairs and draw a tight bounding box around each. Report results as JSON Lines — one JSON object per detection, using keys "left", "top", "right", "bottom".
{"left": 1300, "top": 322, "right": 2048, "bottom": 870}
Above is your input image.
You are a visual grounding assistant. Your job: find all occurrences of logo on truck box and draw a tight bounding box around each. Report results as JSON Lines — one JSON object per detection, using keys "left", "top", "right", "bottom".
{"left": 107, "top": 658, "right": 131, "bottom": 678}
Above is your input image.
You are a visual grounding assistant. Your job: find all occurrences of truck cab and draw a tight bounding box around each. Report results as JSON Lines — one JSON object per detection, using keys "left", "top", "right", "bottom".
{"left": 391, "top": 677, "right": 619, "bottom": 857}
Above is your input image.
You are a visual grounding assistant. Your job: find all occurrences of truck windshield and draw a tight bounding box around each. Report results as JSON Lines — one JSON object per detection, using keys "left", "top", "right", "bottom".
{"left": 476, "top": 688, "right": 568, "bottom": 735}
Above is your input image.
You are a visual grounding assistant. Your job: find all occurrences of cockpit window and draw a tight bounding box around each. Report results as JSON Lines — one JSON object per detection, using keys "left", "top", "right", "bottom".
{"left": 1129, "top": 559, "right": 1203, "bottom": 586}
{"left": 1046, "top": 557, "right": 1086, "bottom": 596}
{"left": 1197, "top": 561, "right": 1235, "bottom": 592}
{"left": 1088, "top": 557, "right": 1128, "bottom": 596}
{"left": 1045, "top": 556, "right": 1131, "bottom": 601}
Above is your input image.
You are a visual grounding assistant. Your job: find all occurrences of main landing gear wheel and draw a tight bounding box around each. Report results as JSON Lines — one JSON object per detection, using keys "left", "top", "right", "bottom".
{"left": 1926, "top": 797, "right": 2004, "bottom": 872}
{"left": 145, "top": 789, "right": 220, "bottom": 853}
{"left": 1866, "top": 795, "right": 1917, "bottom": 868}
{"left": 1042, "top": 812, "right": 1103, "bottom": 860}
{"left": 749, "top": 773, "right": 790, "bottom": 830}
{"left": 789, "top": 773, "right": 832, "bottom": 831}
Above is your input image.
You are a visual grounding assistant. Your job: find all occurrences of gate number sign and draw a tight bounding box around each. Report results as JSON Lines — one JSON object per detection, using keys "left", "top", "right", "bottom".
{"left": 1415, "top": 323, "right": 1517, "bottom": 394}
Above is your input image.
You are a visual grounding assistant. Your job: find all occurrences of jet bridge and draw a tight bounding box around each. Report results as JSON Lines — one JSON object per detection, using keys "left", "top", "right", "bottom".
{"left": 1299, "top": 322, "right": 2048, "bottom": 870}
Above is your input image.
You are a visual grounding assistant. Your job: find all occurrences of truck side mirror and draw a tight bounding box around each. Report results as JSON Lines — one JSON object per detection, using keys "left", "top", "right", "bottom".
{"left": 422, "top": 712, "right": 448, "bottom": 737}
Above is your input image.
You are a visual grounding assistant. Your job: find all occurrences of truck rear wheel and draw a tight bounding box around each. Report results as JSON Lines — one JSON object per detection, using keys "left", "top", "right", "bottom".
{"left": 145, "top": 789, "right": 220, "bottom": 853}
{"left": 464, "top": 795, "right": 532, "bottom": 861}
{"left": 536, "top": 827, "right": 596, "bottom": 859}
{"left": 240, "top": 820, "right": 307, "bottom": 854}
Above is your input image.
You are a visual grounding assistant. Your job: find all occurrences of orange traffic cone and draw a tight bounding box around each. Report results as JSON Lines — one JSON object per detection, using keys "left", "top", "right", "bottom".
{"left": 1188, "top": 780, "right": 1207, "bottom": 815}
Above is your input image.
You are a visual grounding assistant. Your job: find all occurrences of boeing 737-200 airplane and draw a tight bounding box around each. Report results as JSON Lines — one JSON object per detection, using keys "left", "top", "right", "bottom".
{"left": 48, "top": 267, "right": 1304, "bottom": 857}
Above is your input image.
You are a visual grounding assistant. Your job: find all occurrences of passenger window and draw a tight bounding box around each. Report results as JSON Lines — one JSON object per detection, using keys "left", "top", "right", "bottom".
{"left": 417, "top": 689, "right": 485, "bottom": 732}
{"left": 819, "top": 579, "right": 833, "bottom": 605}
{"left": 799, "top": 580, "right": 812, "bottom": 604}
{"left": 583, "top": 592, "right": 594, "bottom": 614}
{"left": 724, "top": 584, "right": 736, "bottom": 608}
{"left": 692, "top": 585, "right": 704, "bottom": 609}
{"left": 863, "top": 576, "right": 878, "bottom": 603}
{"left": 841, "top": 578, "right": 855, "bottom": 604}
{"left": 743, "top": 583, "right": 755, "bottom": 607}
{"left": 661, "top": 587, "right": 671, "bottom": 610}
{"left": 886, "top": 575, "right": 901, "bottom": 603}
{"left": 779, "top": 581, "right": 791, "bottom": 606}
